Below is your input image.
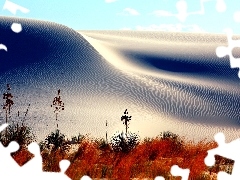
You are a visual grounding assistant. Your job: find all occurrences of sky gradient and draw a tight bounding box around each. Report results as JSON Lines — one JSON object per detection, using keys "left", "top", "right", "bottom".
{"left": 0, "top": 0, "right": 240, "bottom": 34}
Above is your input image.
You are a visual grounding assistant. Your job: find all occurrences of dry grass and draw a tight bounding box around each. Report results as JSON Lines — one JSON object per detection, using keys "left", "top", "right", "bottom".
{"left": 40, "top": 132, "right": 226, "bottom": 179}
{"left": 1, "top": 126, "right": 233, "bottom": 180}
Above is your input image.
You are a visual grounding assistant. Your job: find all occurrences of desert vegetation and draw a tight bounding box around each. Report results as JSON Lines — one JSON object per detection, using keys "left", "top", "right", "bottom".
{"left": 0, "top": 85, "right": 234, "bottom": 179}
{"left": 3, "top": 125, "right": 233, "bottom": 180}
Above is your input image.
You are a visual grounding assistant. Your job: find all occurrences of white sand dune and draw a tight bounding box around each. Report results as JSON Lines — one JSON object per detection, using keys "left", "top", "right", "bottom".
{"left": 78, "top": 30, "right": 240, "bottom": 142}
{"left": 0, "top": 17, "right": 239, "bottom": 142}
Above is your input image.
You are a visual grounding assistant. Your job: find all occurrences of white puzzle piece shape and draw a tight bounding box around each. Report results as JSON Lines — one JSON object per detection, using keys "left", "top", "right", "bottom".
{"left": 216, "top": 28, "right": 240, "bottom": 78}
{"left": 205, "top": 132, "right": 240, "bottom": 179}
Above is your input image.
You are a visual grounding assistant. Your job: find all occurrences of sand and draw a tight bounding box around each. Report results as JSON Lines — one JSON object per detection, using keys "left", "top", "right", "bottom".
{"left": 0, "top": 16, "right": 240, "bottom": 142}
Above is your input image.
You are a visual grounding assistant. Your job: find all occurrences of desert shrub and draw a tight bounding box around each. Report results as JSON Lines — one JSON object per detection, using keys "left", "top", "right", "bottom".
{"left": 0, "top": 123, "right": 36, "bottom": 147}
{"left": 159, "top": 131, "right": 184, "bottom": 156}
{"left": 41, "top": 129, "right": 67, "bottom": 151}
{"left": 160, "top": 131, "right": 180, "bottom": 141}
{"left": 67, "top": 133, "right": 85, "bottom": 145}
{"left": 41, "top": 130, "right": 70, "bottom": 172}
{"left": 110, "top": 132, "right": 140, "bottom": 153}
{"left": 95, "top": 138, "right": 111, "bottom": 151}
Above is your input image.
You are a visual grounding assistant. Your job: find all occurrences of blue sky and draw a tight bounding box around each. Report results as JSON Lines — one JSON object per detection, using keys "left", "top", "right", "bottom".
{"left": 0, "top": 0, "right": 240, "bottom": 34}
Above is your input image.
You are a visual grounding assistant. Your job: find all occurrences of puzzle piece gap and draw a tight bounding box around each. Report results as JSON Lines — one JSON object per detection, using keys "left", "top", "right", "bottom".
{"left": 11, "top": 23, "right": 22, "bottom": 33}
{"left": 205, "top": 132, "right": 240, "bottom": 179}
{"left": 216, "top": 28, "right": 240, "bottom": 78}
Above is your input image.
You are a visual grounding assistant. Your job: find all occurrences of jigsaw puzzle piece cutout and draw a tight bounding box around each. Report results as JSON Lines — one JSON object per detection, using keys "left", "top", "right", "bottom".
{"left": 176, "top": 0, "right": 188, "bottom": 22}
{"left": 0, "top": 124, "right": 31, "bottom": 179}
{"left": 3, "top": 0, "right": 29, "bottom": 33}
{"left": 21, "top": 142, "right": 42, "bottom": 173}
{"left": 216, "top": 45, "right": 229, "bottom": 58}
{"left": 59, "top": 159, "right": 71, "bottom": 173}
{"left": 234, "top": 11, "right": 240, "bottom": 22}
{"left": 205, "top": 132, "right": 226, "bottom": 166}
{"left": 0, "top": 141, "right": 21, "bottom": 178}
{"left": 40, "top": 159, "right": 71, "bottom": 180}
{"left": 80, "top": 175, "right": 92, "bottom": 180}
{"left": 205, "top": 132, "right": 240, "bottom": 162}
{"left": 0, "top": 123, "right": 8, "bottom": 131}
{"left": 3, "top": 0, "right": 29, "bottom": 15}
{"left": 217, "top": 171, "right": 235, "bottom": 180}
{"left": 205, "top": 132, "right": 240, "bottom": 179}
{"left": 0, "top": 44, "right": 7, "bottom": 51}
{"left": 19, "top": 143, "right": 70, "bottom": 180}
{"left": 171, "top": 165, "right": 190, "bottom": 180}
{"left": 154, "top": 165, "right": 190, "bottom": 180}
{"left": 216, "top": 0, "right": 226, "bottom": 12}
{"left": 216, "top": 28, "right": 240, "bottom": 78}
{"left": 11, "top": 23, "right": 22, "bottom": 33}
{"left": 20, "top": 159, "right": 71, "bottom": 180}
{"left": 154, "top": 176, "right": 165, "bottom": 180}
